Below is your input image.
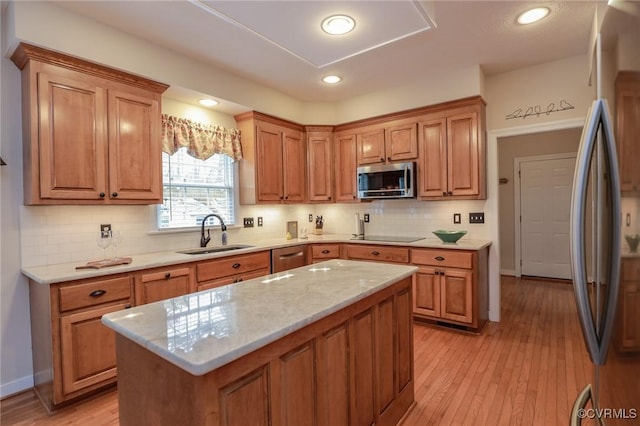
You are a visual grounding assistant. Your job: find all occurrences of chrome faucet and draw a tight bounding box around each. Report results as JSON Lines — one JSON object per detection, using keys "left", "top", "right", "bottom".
{"left": 200, "top": 214, "right": 227, "bottom": 247}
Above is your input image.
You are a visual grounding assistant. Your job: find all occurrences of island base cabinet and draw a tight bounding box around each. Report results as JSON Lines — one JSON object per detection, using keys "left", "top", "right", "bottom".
{"left": 115, "top": 277, "right": 414, "bottom": 426}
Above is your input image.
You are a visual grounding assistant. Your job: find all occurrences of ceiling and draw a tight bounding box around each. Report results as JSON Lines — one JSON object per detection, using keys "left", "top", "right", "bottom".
{"left": 51, "top": 0, "right": 635, "bottom": 112}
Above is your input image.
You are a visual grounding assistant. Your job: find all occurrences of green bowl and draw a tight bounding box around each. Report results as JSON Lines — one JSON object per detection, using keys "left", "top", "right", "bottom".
{"left": 625, "top": 234, "right": 640, "bottom": 253}
{"left": 433, "top": 230, "right": 467, "bottom": 243}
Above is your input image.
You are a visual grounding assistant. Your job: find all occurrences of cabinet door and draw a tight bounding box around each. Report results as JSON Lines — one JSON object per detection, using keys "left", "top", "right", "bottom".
{"left": 616, "top": 81, "right": 640, "bottom": 192}
{"left": 413, "top": 267, "right": 441, "bottom": 318}
{"left": 307, "top": 134, "right": 333, "bottom": 202}
{"left": 108, "top": 89, "right": 161, "bottom": 202}
{"left": 334, "top": 133, "right": 359, "bottom": 202}
{"left": 357, "top": 128, "right": 385, "bottom": 165}
{"left": 256, "top": 123, "right": 284, "bottom": 202}
{"left": 136, "top": 267, "right": 192, "bottom": 305}
{"left": 282, "top": 128, "right": 306, "bottom": 202}
{"left": 385, "top": 123, "right": 418, "bottom": 162}
{"left": 418, "top": 118, "right": 448, "bottom": 197}
{"left": 440, "top": 268, "right": 473, "bottom": 324}
{"left": 447, "top": 112, "right": 480, "bottom": 197}
{"left": 59, "top": 302, "right": 130, "bottom": 396}
{"left": 37, "top": 70, "right": 108, "bottom": 201}
{"left": 620, "top": 282, "right": 640, "bottom": 351}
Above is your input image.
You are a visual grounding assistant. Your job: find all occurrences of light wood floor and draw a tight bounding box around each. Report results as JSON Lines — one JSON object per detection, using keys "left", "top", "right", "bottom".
{"left": 1, "top": 276, "right": 591, "bottom": 426}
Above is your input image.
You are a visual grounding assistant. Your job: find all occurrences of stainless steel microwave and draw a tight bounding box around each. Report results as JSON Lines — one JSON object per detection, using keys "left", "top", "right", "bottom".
{"left": 357, "top": 162, "right": 416, "bottom": 200}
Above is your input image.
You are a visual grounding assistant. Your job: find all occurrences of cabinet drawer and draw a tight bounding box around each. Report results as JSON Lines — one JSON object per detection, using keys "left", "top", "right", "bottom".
{"left": 140, "top": 267, "right": 191, "bottom": 283}
{"left": 311, "top": 244, "right": 341, "bottom": 260}
{"left": 622, "top": 258, "right": 640, "bottom": 280}
{"left": 346, "top": 244, "right": 409, "bottom": 264}
{"left": 411, "top": 249, "right": 473, "bottom": 269}
{"left": 198, "top": 268, "right": 270, "bottom": 291}
{"left": 197, "top": 251, "right": 270, "bottom": 283}
{"left": 58, "top": 276, "right": 132, "bottom": 313}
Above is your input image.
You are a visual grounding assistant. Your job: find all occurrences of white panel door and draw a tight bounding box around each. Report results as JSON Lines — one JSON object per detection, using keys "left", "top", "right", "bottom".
{"left": 520, "top": 157, "right": 576, "bottom": 279}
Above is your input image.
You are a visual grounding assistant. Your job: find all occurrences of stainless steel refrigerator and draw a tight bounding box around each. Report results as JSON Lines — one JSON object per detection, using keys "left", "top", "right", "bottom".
{"left": 569, "top": 4, "right": 640, "bottom": 424}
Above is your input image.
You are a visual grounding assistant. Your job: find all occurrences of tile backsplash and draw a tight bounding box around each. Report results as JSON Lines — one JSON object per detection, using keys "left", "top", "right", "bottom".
{"left": 20, "top": 199, "right": 491, "bottom": 267}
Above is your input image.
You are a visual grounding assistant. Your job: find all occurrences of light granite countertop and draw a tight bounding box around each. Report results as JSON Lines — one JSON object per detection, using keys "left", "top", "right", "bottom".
{"left": 101, "top": 259, "right": 418, "bottom": 376}
{"left": 22, "top": 233, "right": 491, "bottom": 285}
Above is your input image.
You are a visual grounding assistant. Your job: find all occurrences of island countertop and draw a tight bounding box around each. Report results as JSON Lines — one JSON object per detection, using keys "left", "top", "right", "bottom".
{"left": 102, "top": 259, "right": 417, "bottom": 376}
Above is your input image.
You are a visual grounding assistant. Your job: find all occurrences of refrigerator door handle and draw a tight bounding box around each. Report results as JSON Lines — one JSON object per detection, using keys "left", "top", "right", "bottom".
{"left": 570, "top": 99, "right": 622, "bottom": 366}
{"left": 569, "top": 384, "right": 594, "bottom": 426}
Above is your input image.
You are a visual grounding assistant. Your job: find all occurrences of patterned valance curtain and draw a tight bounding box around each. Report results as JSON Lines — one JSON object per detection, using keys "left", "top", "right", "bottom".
{"left": 161, "top": 114, "right": 243, "bottom": 161}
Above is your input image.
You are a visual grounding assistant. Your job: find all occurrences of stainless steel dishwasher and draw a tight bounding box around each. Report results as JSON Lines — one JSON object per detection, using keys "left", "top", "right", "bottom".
{"left": 271, "top": 245, "right": 307, "bottom": 272}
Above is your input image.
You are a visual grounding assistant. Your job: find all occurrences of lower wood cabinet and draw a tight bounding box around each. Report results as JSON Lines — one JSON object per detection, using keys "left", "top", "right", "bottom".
{"left": 115, "top": 277, "right": 414, "bottom": 426}
{"left": 196, "top": 251, "right": 270, "bottom": 291}
{"left": 411, "top": 247, "right": 488, "bottom": 331}
{"left": 308, "top": 243, "right": 342, "bottom": 264}
{"left": 346, "top": 244, "right": 410, "bottom": 264}
{"left": 135, "top": 266, "right": 194, "bottom": 305}
{"left": 29, "top": 274, "right": 133, "bottom": 409}
{"left": 617, "top": 257, "right": 640, "bottom": 352}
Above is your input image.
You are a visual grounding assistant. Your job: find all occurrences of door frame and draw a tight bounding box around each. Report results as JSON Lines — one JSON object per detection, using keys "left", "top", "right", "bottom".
{"left": 514, "top": 152, "right": 577, "bottom": 277}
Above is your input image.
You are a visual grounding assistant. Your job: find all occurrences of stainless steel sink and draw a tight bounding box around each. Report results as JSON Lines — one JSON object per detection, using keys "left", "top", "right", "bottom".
{"left": 177, "top": 244, "right": 254, "bottom": 255}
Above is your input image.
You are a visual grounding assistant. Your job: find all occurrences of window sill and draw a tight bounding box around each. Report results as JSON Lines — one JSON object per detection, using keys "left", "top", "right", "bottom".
{"left": 148, "top": 224, "right": 243, "bottom": 236}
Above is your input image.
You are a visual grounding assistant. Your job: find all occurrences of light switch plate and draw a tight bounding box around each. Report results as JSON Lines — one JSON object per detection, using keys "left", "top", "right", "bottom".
{"left": 257, "top": 217, "right": 263, "bottom": 227}
{"left": 453, "top": 213, "right": 461, "bottom": 224}
{"left": 243, "top": 218, "right": 254, "bottom": 228}
{"left": 469, "top": 212, "right": 485, "bottom": 224}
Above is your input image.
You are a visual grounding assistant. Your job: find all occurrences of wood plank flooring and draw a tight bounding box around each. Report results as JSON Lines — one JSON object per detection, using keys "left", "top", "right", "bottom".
{"left": 1, "top": 276, "right": 591, "bottom": 426}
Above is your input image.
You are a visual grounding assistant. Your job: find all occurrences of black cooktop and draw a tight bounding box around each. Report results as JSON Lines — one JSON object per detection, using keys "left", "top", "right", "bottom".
{"left": 352, "top": 235, "right": 425, "bottom": 243}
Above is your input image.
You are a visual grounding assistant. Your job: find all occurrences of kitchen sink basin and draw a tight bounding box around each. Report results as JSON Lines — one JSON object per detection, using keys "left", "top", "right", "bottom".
{"left": 178, "top": 244, "right": 254, "bottom": 255}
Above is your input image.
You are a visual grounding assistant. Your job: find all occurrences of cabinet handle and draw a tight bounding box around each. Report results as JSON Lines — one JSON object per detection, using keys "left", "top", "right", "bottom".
{"left": 435, "top": 256, "right": 445, "bottom": 261}
{"left": 112, "top": 192, "right": 118, "bottom": 197}
{"left": 353, "top": 195, "right": 357, "bottom": 199}
{"left": 285, "top": 196, "right": 289, "bottom": 200}
{"left": 442, "top": 191, "right": 447, "bottom": 196}
{"left": 238, "top": 278, "right": 243, "bottom": 282}
{"left": 280, "top": 196, "right": 284, "bottom": 200}
{"left": 380, "top": 157, "right": 385, "bottom": 162}
{"left": 322, "top": 249, "right": 330, "bottom": 254}
{"left": 89, "top": 289, "right": 106, "bottom": 298}
{"left": 328, "top": 196, "right": 332, "bottom": 200}
{"left": 232, "top": 263, "right": 241, "bottom": 269}
{"left": 371, "top": 251, "right": 380, "bottom": 256}
{"left": 125, "top": 304, "right": 132, "bottom": 309}
{"left": 165, "top": 272, "right": 171, "bottom": 279}
{"left": 233, "top": 278, "right": 238, "bottom": 283}
{"left": 447, "top": 191, "right": 453, "bottom": 195}
{"left": 387, "top": 157, "right": 391, "bottom": 161}
{"left": 99, "top": 192, "right": 106, "bottom": 198}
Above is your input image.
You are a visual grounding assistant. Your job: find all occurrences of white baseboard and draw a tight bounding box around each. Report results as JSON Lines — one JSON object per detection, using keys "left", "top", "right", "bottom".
{"left": 1, "top": 375, "right": 34, "bottom": 399}
{"left": 500, "top": 269, "right": 516, "bottom": 276}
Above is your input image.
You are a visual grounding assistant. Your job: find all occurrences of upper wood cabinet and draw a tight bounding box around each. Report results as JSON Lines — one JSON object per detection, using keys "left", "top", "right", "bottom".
{"left": 11, "top": 43, "right": 168, "bottom": 205}
{"left": 235, "top": 112, "right": 306, "bottom": 204}
{"left": 615, "top": 72, "right": 640, "bottom": 193}
{"left": 356, "top": 121, "right": 418, "bottom": 166}
{"left": 417, "top": 99, "right": 486, "bottom": 200}
{"left": 334, "top": 131, "right": 359, "bottom": 202}
{"left": 306, "top": 126, "right": 334, "bottom": 203}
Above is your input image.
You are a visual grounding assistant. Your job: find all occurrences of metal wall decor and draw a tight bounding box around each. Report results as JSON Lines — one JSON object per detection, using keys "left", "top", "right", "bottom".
{"left": 506, "top": 99, "right": 575, "bottom": 120}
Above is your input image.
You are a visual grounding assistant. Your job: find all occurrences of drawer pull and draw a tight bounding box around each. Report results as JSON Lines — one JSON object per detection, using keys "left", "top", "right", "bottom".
{"left": 321, "top": 249, "right": 330, "bottom": 254}
{"left": 89, "top": 289, "right": 107, "bottom": 298}
{"left": 99, "top": 192, "right": 106, "bottom": 198}
{"left": 435, "top": 256, "right": 445, "bottom": 261}
{"left": 125, "top": 304, "right": 132, "bottom": 309}
{"left": 238, "top": 278, "right": 243, "bottom": 282}
{"left": 165, "top": 272, "right": 171, "bottom": 279}
{"left": 371, "top": 251, "right": 380, "bottom": 256}
{"left": 112, "top": 192, "right": 118, "bottom": 197}
{"left": 232, "top": 263, "right": 241, "bottom": 269}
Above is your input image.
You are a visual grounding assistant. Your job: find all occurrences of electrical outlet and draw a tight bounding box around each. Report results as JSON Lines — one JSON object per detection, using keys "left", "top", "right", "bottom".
{"left": 469, "top": 212, "right": 485, "bottom": 224}
{"left": 309, "top": 214, "right": 313, "bottom": 222}
{"left": 364, "top": 214, "right": 370, "bottom": 223}
{"left": 453, "top": 213, "right": 461, "bottom": 224}
{"left": 257, "top": 217, "right": 263, "bottom": 227}
{"left": 243, "top": 217, "right": 254, "bottom": 228}
{"left": 100, "top": 224, "right": 111, "bottom": 238}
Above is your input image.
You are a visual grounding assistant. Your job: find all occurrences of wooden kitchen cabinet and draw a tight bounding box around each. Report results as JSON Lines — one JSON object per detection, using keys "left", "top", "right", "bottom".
{"left": 196, "top": 251, "right": 270, "bottom": 290}
{"left": 11, "top": 43, "right": 168, "bottom": 205}
{"left": 306, "top": 126, "right": 334, "bottom": 203}
{"left": 615, "top": 72, "right": 640, "bottom": 193}
{"left": 356, "top": 121, "right": 418, "bottom": 165}
{"left": 412, "top": 247, "right": 488, "bottom": 331}
{"left": 135, "top": 266, "right": 194, "bottom": 305}
{"left": 418, "top": 98, "right": 486, "bottom": 200}
{"left": 334, "top": 131, "right": 360, "bottom": 202}
{"left": 617, "top": 257, "right": 640, "bottom": 352}
{"left": 236, "top": 112, "right": 306, "bottom": 204}
{"left": 29, "top": 274, "right": 134, "bottom": 409}
{"left": 308, "top": 243, "right": 342, "bottom": 263}
{"left": 346, "top": 244, "right": 410, "bottom": 264}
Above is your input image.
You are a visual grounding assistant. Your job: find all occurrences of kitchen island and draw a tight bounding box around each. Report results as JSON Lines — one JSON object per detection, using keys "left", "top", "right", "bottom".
{"left": 102, "top": 259, "right": 418, "bottom": 426}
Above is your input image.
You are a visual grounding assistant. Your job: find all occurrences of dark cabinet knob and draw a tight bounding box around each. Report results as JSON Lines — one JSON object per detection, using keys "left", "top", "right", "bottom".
{"left": 285, "top": 196, "right": 289, "bottom": 200}
{"left": 387, "top": 157, "right": 391, "bottom": 161}
{"left": 112, "top": 192, "right": 118, "bottom": 197}
{"left": 380, "top": 157, "right": 385, "bottom": 162}
{"left": 322, "top": 249, "right": 330, "bottom": 254}
{"left": 280, "top": 196, "right": 284, "bottom": 200}
{"left": 232, "top": 263, "right": 241, "bottom": 269}
{"left": 125, "top": 304, "right": 132, "bottom": 309}
{"left": 99, "top": 192, "right": 106, "bottom": 198}
{"left": 353, "top": 195, "right": 357, "bottom": 199}
{"left": 238, "top": 278, "right": 243, "bottom": 282}
{"left": 371, "top": 251, "right": 380, "bottom": 256}
{"left": 89, "top": 289, "right": 106, "bottom": 298}
{"left": 435, "top": 256, "right": 445, "bottom": 261}
{"left": 233, "top": 278, "right": 238, "bottom": 283}
{"left": 328, "top": 196, "right": 332, "bottom": 200}
{"left": 442, "top": 191, "right": 447, "bottom": 196}
{"left": 165, "top": 272, "right": 171, "bottom": 279}
{"left": 447, "top": 191, "right": 453, "bottom": 195}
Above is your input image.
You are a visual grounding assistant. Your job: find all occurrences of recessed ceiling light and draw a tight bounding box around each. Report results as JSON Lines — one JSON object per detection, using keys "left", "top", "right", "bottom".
{"left": 321, "top": 15, "right": 355, "bottom": 35}
{"left": 322, "top": 75, "right": 342, "bottom": 84}
{"left": 198, "top": 99, "right": 218, "bottom": 107}
{"left": 517, "top": 7, "right": 550, "bottom": 25}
